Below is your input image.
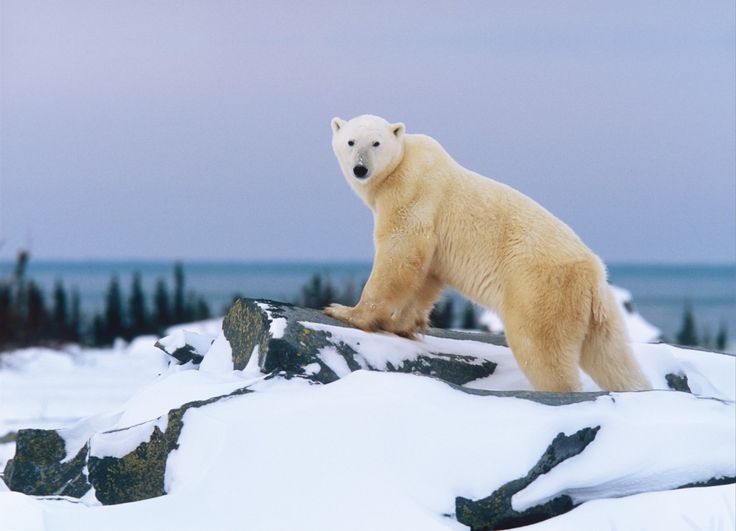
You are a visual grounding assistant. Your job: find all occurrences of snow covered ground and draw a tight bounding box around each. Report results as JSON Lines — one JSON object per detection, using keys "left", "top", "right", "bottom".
{"left": 0, "top": 339, "right": 169, "bottom": 472}
{"left": 0, "top": 309, "right": 734, "bottom": 530}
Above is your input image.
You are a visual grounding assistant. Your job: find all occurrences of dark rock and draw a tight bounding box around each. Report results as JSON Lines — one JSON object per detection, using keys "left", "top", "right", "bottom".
{"left": 445, "top": 385, "right": 609, "bottom": 406}
{"left": 455, "top": 426, "right": 600, "bottom": 530}
{"left": 4, "top": 429, "right": 90, "bottom": 498}
{"left": 222, "top": 298, "right": 500, "bottom": 385}
{"left": 665, "top": 372, "right": 691, "bottom": 393}
{"left": 154, "top": 331, "right": 214, "bottom": 365}
{"left": 4, "top": 385, "right": 254, "bottom": 505}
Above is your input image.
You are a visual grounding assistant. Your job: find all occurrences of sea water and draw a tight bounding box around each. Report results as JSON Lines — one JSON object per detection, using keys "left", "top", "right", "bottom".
{"left": 1, "top": 260, "right": 734, "bottom": 346}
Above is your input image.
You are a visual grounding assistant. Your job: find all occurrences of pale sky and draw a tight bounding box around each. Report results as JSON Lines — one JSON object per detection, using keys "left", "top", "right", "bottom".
{"left": 1, "top": 1, "right": 734, "bottom": 263}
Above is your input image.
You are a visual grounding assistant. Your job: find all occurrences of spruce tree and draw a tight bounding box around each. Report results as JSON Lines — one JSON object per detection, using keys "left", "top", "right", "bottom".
{"left": 69, "top": 288, "right": 82, "bottom": 343}
{"left": 92, "top": 314, "right": 106, "bottom": 346}
{"left": 52, "top": 280, "right": 68, "bottom": 340}
{"left": 127, "top": 272, "right": 148, "bottom": 338}
{"left": 0, "top": 283, "right": 14, "bottom": 345}
{"left": 299, "top": 274, "right": 337, "bottom": 309}
{"left": 194, "top": 296, "right": 211, "bottom": 321}
{"left": 173, "top": 262, "right": 186, "bottom": 323}
{"left": 153, "top": 278, "right": 171, "bottom": 332}
{"left": 676, "top": 304, "right": 698, "bottom": 347}
{"left": 461, "top": 301, "right": 478, "bottom": 330}
{"left": 716, "top": 322, "right": 728, "bottom": 351}
{"left": 25, "top": 281, "right": 50, "bottom": 342}
{"left": 103, "top": 275, "right": 125, "bottom": 344}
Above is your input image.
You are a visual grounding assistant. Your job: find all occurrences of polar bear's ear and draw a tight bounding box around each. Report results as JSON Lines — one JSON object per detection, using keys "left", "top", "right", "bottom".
{"left": 391, "top": 122, "right": 405, "bottom": 138}
{"left": 331, "top": 117, "right": 346, "bottom": 133}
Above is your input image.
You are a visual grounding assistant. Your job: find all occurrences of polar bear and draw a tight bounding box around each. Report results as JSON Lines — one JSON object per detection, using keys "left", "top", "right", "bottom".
{"left": 325, "top": 114, "right": 651, "bottom": 392}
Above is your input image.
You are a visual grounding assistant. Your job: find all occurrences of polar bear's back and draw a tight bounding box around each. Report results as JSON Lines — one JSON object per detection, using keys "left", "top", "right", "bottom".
{"left": 400, "top": 134, "right": 603, "bottom": 307}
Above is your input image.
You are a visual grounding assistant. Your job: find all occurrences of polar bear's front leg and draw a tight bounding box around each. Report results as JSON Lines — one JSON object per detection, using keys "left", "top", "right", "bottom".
{"left": 325, "top": 233, "right": 437, "bottom": 337}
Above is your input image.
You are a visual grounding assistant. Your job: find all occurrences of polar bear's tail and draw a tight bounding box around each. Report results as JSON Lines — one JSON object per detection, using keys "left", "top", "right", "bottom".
{"left": 590, "top": 279, "right": 610, "bottom": 325}
{"left": 581, "top": 280, "right": 651, "bottom": 391}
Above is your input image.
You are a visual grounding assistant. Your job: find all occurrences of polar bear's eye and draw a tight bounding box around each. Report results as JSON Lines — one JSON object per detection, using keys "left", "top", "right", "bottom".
{"left": 373, "top": 141, "right": 380, "bottom": 147}
{"left": 348, "top": 140, "right": 354, "bottom": 146}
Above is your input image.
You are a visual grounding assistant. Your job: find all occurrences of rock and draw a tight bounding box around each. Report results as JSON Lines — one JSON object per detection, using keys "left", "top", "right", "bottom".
{"left": 3, "top": 429, "right": 89, "bottom": 498}
{"left": 154, "top": 329, "right": 214, "bottom": 365}
{"left": 456, "top": 427, "right": 600, "bottom": 530}
{"left": 223, "top": 298, "right": 503, "bottom": 385}
{"left": 88, "top": 385, "right": 252, "bottom": 504}
{"left": 455, "top": 418, "right": 735, "bottom": 530}
{"left": 4, "top": 386, "right": 253, "bottom": 504}
{"left": 665, "top": 372, "right": 691, "bottom": 393}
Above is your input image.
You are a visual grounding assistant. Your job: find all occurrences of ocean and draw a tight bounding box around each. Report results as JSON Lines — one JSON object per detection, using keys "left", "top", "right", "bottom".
{"left": 1, "top": 260, "right": 734, "bottom": 346}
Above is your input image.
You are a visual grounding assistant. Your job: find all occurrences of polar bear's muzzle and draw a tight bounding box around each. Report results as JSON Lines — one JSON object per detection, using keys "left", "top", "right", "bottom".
{"left": 353, "top": 164, "right": 369, "bottom": 178}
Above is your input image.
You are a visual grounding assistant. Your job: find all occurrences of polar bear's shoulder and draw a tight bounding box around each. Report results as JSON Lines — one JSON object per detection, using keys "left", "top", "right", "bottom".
{"left": 401, "top": 134, "right": 454, "bottom": 172}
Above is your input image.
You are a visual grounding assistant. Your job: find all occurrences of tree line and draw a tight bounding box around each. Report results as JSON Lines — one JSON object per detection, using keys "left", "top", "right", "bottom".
{"left": 0, "top": 252, "right": 210, "bottom": 350}
{"left": 675, "top": 304, "right": 728, "bottom": 351}
{"left": 3, "top": 255, "right": 725, "bottom": 352}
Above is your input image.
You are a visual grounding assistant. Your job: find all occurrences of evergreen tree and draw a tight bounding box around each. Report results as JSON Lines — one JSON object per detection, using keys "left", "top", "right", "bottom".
{"left": 92, "top": 314, "right": 106, "bottom": 346}
{"left": 430, "top": 298, "right": 454, "bottom": 329}
{"left": 52, "top": 280, "right": 68, "bottom": 340}
{"left": 676, "top": 304, "right": 698, "bottom": 347}
{"left": 103, "top": 275, "right": 125, "bottom": 344}
{"left": 127, "top": 272, "right": 148, "bottom": 338}
{"left": 0, "top": 283, "right": 14, "bottom": 345}
{"left": 299, "top": 274, "right": 337, "bottom": 309}
{"left": 460, "top": 301, "right": 478, "bottom": 330}
{"left": 194, "top": 296, "right": 211, "bottom": 321}
{"left": 25, "top": 281, "right": 50, "bottom": 342}
{"left": 153, "top": 278, "right": 172, "bottom": 331}
{"left": 716, "top": 322, "right": 728, "bottom": 351}
{"left": 173, "top": 262, "right": 186, "bottom": 323}
{"left": 69, "top": 288, "right": 82, "bottom": 343}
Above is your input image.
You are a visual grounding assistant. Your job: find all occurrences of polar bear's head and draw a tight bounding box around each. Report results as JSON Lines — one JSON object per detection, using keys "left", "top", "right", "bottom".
{"left": 331, "top": 114, "right": 406, "bottom": 191}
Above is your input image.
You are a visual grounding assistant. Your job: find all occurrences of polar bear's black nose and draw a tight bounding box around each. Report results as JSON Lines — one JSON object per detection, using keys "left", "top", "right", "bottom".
{"left": 353, "top": 165, "right": 368, "bottom": 178}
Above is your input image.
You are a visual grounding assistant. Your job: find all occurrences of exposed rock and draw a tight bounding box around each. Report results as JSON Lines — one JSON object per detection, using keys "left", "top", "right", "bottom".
{"left": 455, "top": 420, "right": 735, "bottom": 530}
{"left": 665, "top": 372, "right": 691, "bottom": 393}
{"left": 4, "top": 429, "right": 90, "bottom": 498}
{"left": 154, "top": 329, "right": 214, "bottom": 365}
{"left": 456, "top": 427, "right": 600, "bottom": 530}
{"left": 223, "top": 298, "right": 502, "bottom": 385}
{"left": 4, "top": 386, "right": 253, "bottom": 505}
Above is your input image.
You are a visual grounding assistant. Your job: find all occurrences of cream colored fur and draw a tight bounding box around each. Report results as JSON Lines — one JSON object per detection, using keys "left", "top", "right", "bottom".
{"left": 326, "top": 114, "right": 651, "bottom": 392}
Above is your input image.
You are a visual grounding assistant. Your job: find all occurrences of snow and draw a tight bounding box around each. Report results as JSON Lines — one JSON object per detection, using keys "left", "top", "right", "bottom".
{"left": 520, "top": 484, "right": 736, "bottom": 531}
{"left": 318, "top": 346, "right": 352, "bottom": 377}
{"left": 255, "top": 301, "right": 288, "bottom": 338}
{"left": 198, "top": 332, "right": 233, "bottom": 374}
{"left": 90, "top": 416, "right": 168, "bottom": 460}
{"left": 510, "top": 391, "right": 735, "bottom": 510}
{"left": 0, "top": 314, "right": 733, "bottom": 531}
{"left": 478, "top": 284, "right": 662, "bottom": 343}
{"left": 0, "top": 340, "right": 169, "bottom": 470}
{"left": 609, "top": 285, "right": 662, "bottom": 343}
{"left": 165, "top": 318, "right": 223, "bottom": 337}
{"left": 305, "top": 321, "right": 503, "bottom": 372}
{"left": 0, "top": 370, "right": 733, "bottom": 531}
{"left": 156, "top": 329, "right": 213, "bottom": 357}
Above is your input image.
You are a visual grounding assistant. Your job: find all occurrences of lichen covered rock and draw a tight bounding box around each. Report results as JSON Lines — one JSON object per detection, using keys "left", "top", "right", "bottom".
{"left": 223, "top": 298, "right": 502, "bottom": 385}
{"left": 4, "top": 429, "right": 90, "bottom": 498}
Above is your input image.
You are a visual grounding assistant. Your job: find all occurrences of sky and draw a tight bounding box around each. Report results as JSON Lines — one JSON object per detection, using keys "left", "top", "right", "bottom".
{"left": 0, "top": 1, "right": 734, "bottom": 264}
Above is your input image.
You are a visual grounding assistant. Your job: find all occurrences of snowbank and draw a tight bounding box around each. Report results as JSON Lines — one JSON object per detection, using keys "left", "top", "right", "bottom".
{"left": 0, "top": 299, "right": 733, "bottom": 531}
